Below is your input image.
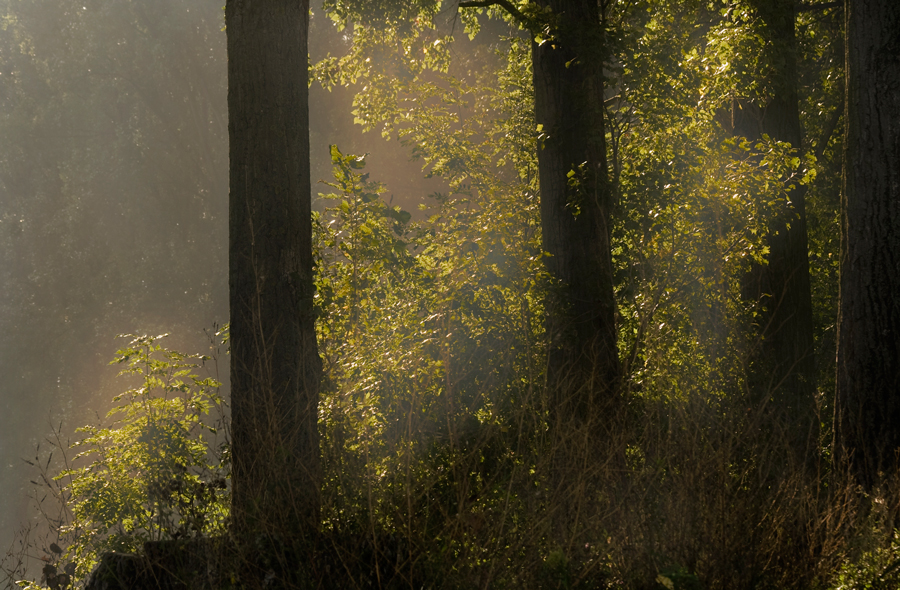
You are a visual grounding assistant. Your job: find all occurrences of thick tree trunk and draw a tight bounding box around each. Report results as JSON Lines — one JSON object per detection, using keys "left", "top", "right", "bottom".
{"left": 227, "top": 0, "right": 321, "bottom": 548}
{"left": 531, "top": 0, "right": 621, "bottom": 547}
{"left": 733, "top": 0, "right": 816, "bottom": 442}
{"left": 532, "top": 0, "right": 620, "bottom": 418}
{"left": 835, "top": 0, "right": 900, "bottom": 490}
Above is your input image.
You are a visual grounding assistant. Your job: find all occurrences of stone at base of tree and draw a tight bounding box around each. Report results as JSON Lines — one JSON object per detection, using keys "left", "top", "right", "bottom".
{"left": 85, "top": 538, "right": 224, "bottom": 590}
{"left": 84, "top": 552, "right": 144, "bottom": 590}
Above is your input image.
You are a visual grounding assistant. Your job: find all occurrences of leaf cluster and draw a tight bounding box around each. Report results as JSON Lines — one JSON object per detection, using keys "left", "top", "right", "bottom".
{"left": 311, "top": 26, "right": 557, "bottom": 584}
{"left": 609, "top": 0, "right": 818, "bottom": 402}
{"left": 18, "top": 334, "right": 229, "bottom": 586}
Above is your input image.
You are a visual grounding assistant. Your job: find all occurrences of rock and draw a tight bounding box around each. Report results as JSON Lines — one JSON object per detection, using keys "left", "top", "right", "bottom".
{"left": 83, "top": 552, "right": 146, "bottom": 590}
{"left": 85, "top": 538, "right": 225, "bottom": 590}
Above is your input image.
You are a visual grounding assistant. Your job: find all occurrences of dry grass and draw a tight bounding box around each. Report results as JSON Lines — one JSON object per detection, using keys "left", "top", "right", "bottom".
{"left": 4, "top": 351, "right": 900, "bottom": 590}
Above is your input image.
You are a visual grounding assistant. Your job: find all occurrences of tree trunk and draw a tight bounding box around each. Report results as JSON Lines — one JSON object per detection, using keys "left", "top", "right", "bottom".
{"left": 835, "top": 0, "right": 900, "bottom": 490}
{"left": 532, "top": 0, "right": 620, "bottom": 418}
{"left": 227, "top": 0, "right": 321, "bottom": 551}
{"left": 531, "top": 0, "right": 621, "bottom": 547}
{"left": 732, "top": 0, "right": 816, "bottom": 442}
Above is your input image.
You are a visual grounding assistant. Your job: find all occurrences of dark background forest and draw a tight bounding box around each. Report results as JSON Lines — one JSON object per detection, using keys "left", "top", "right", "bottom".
{"left": 0, "top": 0, "right": 898, "bottom": 589}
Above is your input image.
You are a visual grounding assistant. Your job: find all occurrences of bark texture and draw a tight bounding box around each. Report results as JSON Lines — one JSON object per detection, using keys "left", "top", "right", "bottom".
{"left": 530, "top": 0, "right": 621, "bottom": 547}
{"left": 835, "top": 0, "right": 900, "bottom": 489}
{"left": 532, "top": 0, "right": 620, "bottom": 416}
{"left": 734, "top": 0, "right": 816, "bottom": 433}
{"left": 226, "top": 0, "right": 321, "bottom": 543}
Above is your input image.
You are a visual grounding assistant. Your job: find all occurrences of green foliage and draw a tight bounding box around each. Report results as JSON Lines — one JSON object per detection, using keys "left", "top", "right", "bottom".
{"left": 313, "top": 2, "right": 451, "bottom": 107}
{"left": 27, "top": 334, "right": 228, "bottom": 585}
{"left": 795, "top": 2, "right": 844, "bottom": 394}
{"left": 610, "top": 0, "right": 817, "bottom": 401}
{"left": 321, "top": 0, "right": 441, "bottom": 33}
{"left": 315, "top": 136, "right": 545, "bottom": 530}
{"left": 655, "top": 565, "right": 702, "bottom": 590}
{"left": 832, "top": 532, "right": 900, "bottom": 590}
{"left": 311, "top": 22, "right": 553, "bottom": 583}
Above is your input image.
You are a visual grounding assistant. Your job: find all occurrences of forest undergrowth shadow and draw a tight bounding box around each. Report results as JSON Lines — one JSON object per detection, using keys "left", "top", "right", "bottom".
{"left": 4, "top": 147, "right": 900, "bottom": 589}
{"left": 4, "top": 330, "right": 899, "bottom": 590}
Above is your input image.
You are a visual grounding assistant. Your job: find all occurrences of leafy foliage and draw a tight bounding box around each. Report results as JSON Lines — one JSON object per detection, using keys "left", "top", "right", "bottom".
{"left": 315, "top": 144, "right": 547, "bottom": 586}
{"left": 598, "top": 0, "right": 820, "bottom": 407}
{"left": 12, "top": 334, "right": 228, "bottom": 588}
{"left": 833, "top": 531, "right": 900, "bottom": 590}
{"left": 310, "top": 24, "right": 561, "bottom": 583}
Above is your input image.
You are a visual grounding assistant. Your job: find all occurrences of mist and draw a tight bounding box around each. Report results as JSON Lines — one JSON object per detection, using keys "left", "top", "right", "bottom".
{"left": 1, "top": 0, "right": 883, "bottom": 588}
{"left": 0, "top": 0, "right": 461, "bottom": 554}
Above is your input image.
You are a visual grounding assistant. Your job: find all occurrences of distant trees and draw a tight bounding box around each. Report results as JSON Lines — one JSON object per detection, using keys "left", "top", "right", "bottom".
{"left": 0, "top": 0, "right": 227, "bottom": 541}
{"left": 225, "top": 0, "right": 321, "bottom": 562}
{"left": 835, "top": 0, "right": 900, "bottom": 490}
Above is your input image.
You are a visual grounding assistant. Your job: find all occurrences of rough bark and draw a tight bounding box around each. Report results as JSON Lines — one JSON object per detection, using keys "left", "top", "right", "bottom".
{"left": 731, "top": 0, "right": 816, "bottom": 441}
{"left": 529, "top": 0, "right": 622, "bottom": 548}
{"left": 835, "top": 0, "right": 900, "bottom": 489}
{"left": 227, "top": 0, "right": 321, "bottom": 548}
{"left": 531, "top": 0, "right": 620, "bottom": 417}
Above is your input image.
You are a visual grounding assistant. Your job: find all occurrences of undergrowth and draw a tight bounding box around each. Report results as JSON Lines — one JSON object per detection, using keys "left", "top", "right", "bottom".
{"left": 3, "top": 150, "right": 898, "bottom": 590}
{"left": 2, "top": 332, "right": 229, "bottom": 590}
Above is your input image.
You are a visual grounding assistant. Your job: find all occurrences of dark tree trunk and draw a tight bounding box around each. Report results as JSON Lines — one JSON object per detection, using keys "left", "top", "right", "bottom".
{"left": 532, "top": 0, "right": 620, "bottom": 418}
{"left": 530, "top": 0, "right": 621, "bottom": 546}
{"left": 226, "top": 0, "right": 321, "bottom": 548}
{"left": 835, "top": 0, "right": 900, "bottom": 490}
{"left": 732, "top": 0, "right": 816, "bottom": 441}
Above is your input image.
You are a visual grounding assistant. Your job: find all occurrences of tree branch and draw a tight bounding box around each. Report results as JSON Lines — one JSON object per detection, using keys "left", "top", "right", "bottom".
{"left": 457, "top": 0, "right": 532, "bottom": 29}
{"left": 796, "top": 2, "right": 841, "bottom": 12}
{"left": 814, "top": 95, "right": 844, "bottom": 163}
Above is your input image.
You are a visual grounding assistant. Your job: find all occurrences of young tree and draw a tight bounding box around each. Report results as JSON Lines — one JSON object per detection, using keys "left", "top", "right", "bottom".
{"left": 226, "top": 0, "right": 322, "bottom": 555}
{"left": 835, "top": 0, "right": 900, "bottom": 490}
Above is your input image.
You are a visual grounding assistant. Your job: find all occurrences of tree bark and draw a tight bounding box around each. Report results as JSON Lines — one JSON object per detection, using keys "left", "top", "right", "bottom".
{"left": 734, "top": 0, "right": 816, "bottom": 439}
{"left": 531, "top": 0, "right": 620, "bottom": 417}
{"left": 227, "top": 0, "right": 321, "bottom": 549}
{"left": 835, "top": 0, "right": 900, "bottom": 490}
{"left": 530, "top": 0, "right": 621, "bottom": 548}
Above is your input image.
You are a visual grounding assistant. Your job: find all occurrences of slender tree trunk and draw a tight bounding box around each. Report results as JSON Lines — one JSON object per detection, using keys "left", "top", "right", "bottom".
{"left": 733, "top": 0, "right": 816, "bottom": 443}
{"left": 835, "top": 0, "right": 900, "bottom": 490}
{"left": 227, "top": 0, "right": 321, "bottom": 555}
{"left": 532, "top": 0, "right": 620, "bottom": 417}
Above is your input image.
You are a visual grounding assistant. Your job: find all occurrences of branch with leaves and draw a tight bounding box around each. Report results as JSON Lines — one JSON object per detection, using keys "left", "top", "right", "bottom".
{"left": 457, "top": 0, "right": 547, "bottom": 35}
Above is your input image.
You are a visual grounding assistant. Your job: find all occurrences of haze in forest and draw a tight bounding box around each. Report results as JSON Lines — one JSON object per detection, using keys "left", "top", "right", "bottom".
{"left": 1, "top": 0, "right": 897, "bottom": 588}
{"left": 0, "top": 0, "right": 463, "bottom": 551}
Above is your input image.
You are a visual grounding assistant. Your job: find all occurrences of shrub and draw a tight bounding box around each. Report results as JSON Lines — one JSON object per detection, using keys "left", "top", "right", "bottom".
{"left": 9, "top": 333, "right": 229, "bottom": 589}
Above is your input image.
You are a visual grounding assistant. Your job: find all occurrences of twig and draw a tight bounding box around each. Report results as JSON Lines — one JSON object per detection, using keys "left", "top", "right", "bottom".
{"left": 796, "top": 2, "right": 841, "bottom": 12}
